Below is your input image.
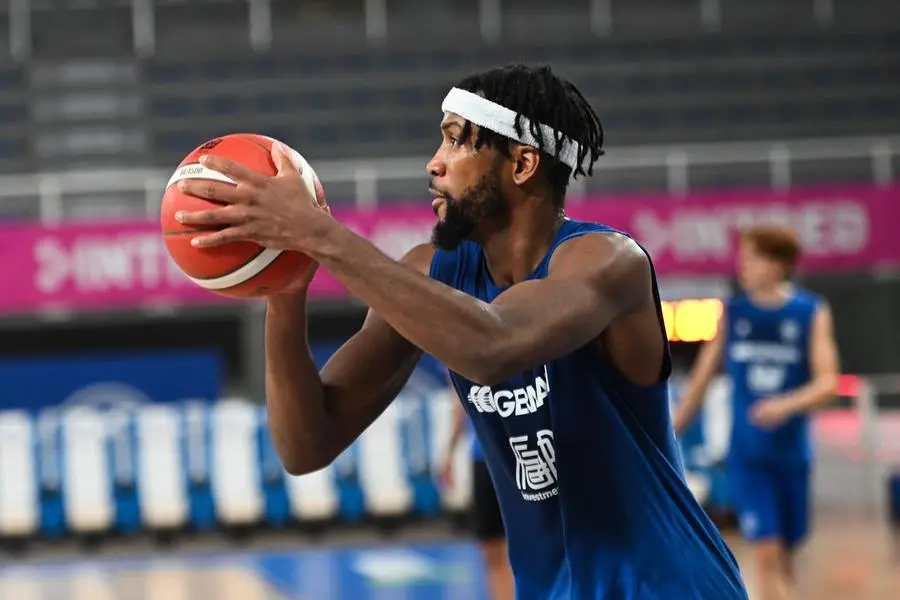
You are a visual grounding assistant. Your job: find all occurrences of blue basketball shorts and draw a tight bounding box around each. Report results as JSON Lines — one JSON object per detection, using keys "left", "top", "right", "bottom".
{"left": 727, "top": 461, "right": 811, "bottom": 549}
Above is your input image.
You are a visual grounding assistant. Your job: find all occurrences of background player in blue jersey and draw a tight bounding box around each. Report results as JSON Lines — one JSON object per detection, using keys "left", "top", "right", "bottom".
{"left": 176, "top": 63, "right": 748, "bottom": 599}
{"left": 442, "top": 398, "right": 514, "bottom": 600}
{"left": 674, "top": 224, "right": 840, "bottom": 600}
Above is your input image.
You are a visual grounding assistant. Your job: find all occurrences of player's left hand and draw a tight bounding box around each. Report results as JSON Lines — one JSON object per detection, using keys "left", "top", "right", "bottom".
{"left": 748, "top": 396, "right": 794, "bottom": 429}
{"left": 174, "top": 141, "right": 330, "bottom": 251}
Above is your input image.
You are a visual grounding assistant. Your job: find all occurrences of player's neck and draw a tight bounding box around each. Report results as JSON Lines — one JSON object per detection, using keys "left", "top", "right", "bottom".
{"left": 748, "top": 281, "right": 794, "bottom": 308}
{"left": 481, "top": 204, "right": 565, "bottom": 287}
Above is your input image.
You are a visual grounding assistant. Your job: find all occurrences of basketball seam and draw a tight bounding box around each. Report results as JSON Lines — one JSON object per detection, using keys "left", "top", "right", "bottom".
{"left": 186, "top": 247, "right": 285, "bottom": 291}
{"left": 166, "top": 164, "right": 235, "bottom": 189}
{"left": 238, "top": 135, "right": 272, "bottom": 154}
{"left": 190, "top": 245, "right": 267, "bottom": 281}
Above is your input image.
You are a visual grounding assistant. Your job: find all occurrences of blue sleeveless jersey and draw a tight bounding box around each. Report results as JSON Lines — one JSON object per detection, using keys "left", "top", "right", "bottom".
{"left": 430, "top": 219, "right": 747, "bottom": 600}
{"left": 724, "top": 289, "right": 820, "bottom": 468}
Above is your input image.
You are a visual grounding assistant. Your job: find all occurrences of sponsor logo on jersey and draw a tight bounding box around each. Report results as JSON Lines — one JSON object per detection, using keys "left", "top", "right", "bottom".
{"left": 466, "top": 366, "right": 550, "bottom": 418}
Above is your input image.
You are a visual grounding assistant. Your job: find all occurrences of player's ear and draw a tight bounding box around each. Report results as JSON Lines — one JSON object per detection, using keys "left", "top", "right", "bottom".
{"left": 511, "top": 144, "right": 540, "bottom": 186}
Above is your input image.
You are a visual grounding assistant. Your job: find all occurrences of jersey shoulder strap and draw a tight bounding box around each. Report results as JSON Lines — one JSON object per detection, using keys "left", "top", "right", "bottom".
{"left": 429, "top": 241, "right": 477, "bottom": 288}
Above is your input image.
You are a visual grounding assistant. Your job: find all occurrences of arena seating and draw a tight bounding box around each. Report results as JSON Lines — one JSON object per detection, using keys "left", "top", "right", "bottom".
{"left": 0, "top": 1, "right": 895, "bottom": 177}
{"left": 0, "top": 411, "right": 39, "bottom": 537}
{"left": 61, "top": 407, "right": 116, "bottom": 535}
{"left": 135, "top": 404, "right": 190, "bottom": 531}
{"left": 144, "top": 29, "right": 900, "bottom": 164}
{"left": 0, "top": 390, "right": 461, "bottom": 541}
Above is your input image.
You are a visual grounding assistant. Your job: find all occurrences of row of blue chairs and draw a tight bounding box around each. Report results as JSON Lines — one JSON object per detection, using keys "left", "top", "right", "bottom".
{"left": 0, "top": 389, "right": 474, "bottom": 541}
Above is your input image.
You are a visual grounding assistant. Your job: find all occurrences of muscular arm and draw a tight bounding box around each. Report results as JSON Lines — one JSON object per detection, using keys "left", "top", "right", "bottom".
{"left": 306, "top": 224, "right": 650, "bottom": 385}
{"left": 673, "top": 313, "right": 727, "bottom": 435}
{"left": 265, "top": 243, "right": 433, "bottom": 475}
{"left": 778, "top": 303, "right": 840, "bottom": 414}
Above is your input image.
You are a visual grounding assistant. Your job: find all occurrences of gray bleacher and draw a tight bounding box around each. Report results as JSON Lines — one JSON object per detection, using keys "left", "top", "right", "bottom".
{"left": 0, "top": 1, "right": 28, "bottom": 174}
{"left": 0, "top": 0, "right": 897, "bottom": 188}
{"left": 146, "top": 28, "right": 900, "bottom": 164}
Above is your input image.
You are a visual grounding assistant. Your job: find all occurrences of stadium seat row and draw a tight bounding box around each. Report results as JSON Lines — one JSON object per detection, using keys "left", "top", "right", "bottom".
{"left": 0, "top": 390, "right": 473, "bottom": 540}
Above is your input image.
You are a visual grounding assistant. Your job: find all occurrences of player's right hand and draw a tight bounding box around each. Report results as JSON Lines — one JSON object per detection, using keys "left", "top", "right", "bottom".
{"left": 269, "top": 143, "right": 331, "bottom": 298}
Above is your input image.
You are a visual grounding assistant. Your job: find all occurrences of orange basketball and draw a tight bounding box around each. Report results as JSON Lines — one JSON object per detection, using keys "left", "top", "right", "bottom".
{"left": 160, "top": 133, "right": 325, "bottom": 298}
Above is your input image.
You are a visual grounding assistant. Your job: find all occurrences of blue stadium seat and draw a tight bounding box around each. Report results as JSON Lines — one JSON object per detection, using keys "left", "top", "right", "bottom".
{"left": 210, "top": 400, "right": 264, "bottom": 528}
{"left": 333, "top": 445, "right": 365, "bottom": 523}
{"left": 773, "top": 102, "right": 805, "bottom": 124}
{"left": 358, "top": 123, "right": 388, "bottom": 144}
{"left": 246, "top": 57, "right": 281, "bottom": 78}
{"left": 256, "top": 406, "right": 292, "bottom": 528}
{"left": 198, "top": 60, "right": 242, "bottom": 82}
{"left": 297, "top": 90, "right": 331, "bottom": 109}
{"left": 309, "top": 124, "right": 339, "bottom": 145}
{"left": 107, "top": 413, "right": 141, "bottom": 535}
{"left": 149, "top": 63, "right": 190, "bottom": 83}
{"left": 181, "top": 401, "right": 216, "bottom": 532}
{"left": 61, "top": 408, "right": 115, "bottom": 536}
{"left": 153, "top": 97, "right": 196, "bottom": 118}
{"left": 868, "top": 97, "right": 900, "bottom": 119}
{"left": 208, "top": 95, "right": 242, "bottom": 116}
{"left": 36, "top": 410, "right": 66, "bottom": 538}
{"left": 399, "top": 393, "right": 442, "bottom": 517}
{"left": 0, "top": 103, "right": 27, "bottom": 124}
{"left": 343, "top": 88, "right": 373, "bottom": 109}
{"left": 156, "top": 130, "right": 206, "bottom": 153}
{"left": 391, "top": 87, "right": 430, "bottom": 109}
{"left": 683, "top": 107, "right": 714, "bottom": 129}
{"left": 136, "top": 405, "right": 189, "bottom": 532}
{"left": 0, "top": 137, "right": 27, "bottom": 160}
{"left": 257, "top": 92, "right": 291, "bottom": 114}
{"left": 0, "top": 68, "right": 24, "bottom": 91}
{"left": 0, "top": 411, "right": 39, "bottom": 538}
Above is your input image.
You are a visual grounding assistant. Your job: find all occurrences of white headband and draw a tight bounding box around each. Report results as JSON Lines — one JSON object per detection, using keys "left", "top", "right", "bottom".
{"left": 441, "top": 87, "right": 584, "bottom": 171}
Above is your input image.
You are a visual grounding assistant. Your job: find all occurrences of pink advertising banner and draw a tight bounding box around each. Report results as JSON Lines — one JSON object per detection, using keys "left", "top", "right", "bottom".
{"left": 0, "top": 183, "right": 897, "bottom": 314}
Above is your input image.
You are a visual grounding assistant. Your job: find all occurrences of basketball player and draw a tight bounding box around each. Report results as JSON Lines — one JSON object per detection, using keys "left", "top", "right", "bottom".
{"left": 175, "top": 64, "right": 749, "bottom": 599}
{"left": 673, "top": 225, "right": 840, "bottom": 600}
{"left": 442, "top": 397, "right": 514, "bottom": 600}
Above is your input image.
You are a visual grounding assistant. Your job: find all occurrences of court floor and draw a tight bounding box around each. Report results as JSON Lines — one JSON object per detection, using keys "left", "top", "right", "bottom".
{"left": 0, "top": 511, "right": 895, "bottom": 600}
{"left": 735, "top": 512, "right": 900, "bottom": 600}
{"left": 0, "top": 538, "right": 488, "bottom": 600}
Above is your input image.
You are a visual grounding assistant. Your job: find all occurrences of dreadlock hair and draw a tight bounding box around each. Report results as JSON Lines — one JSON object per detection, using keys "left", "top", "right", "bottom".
{"left": 453, "top": 63, "right": 605, "bottom": 209}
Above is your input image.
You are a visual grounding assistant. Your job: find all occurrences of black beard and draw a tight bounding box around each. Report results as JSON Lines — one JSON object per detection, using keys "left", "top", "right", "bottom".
{"left": 431, "top": 199, "right": 475, "bottom": 251}
{"left": 431, "top": 172, "right": 507, "bottom": 251}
